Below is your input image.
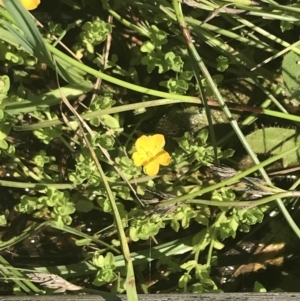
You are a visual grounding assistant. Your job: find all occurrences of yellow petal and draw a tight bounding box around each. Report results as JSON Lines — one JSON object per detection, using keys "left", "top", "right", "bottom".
{"left": 21, "top": 0, "right": 40, "bottom": 10}
{"left": 0, "top": 0, "right": 40, "bottom": 10}
{"left": 132, "top": 151, "right": 148, "bottom": 167}
{"left": 135, "top": 135, "right": 149, "bottom": 152}
{"left": 155, "top": 149, "right": 171, "bottom": 166}
{"left": 144, "top": 161, "right": 160, "bottom": 176}
{"left": 149, "top": 134, "right": 165, "bottom": 151}
{"left": 135, "top": 134, "right": 166, "bottom": 153}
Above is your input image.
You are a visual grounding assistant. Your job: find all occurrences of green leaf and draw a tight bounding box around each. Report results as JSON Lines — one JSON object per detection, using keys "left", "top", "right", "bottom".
{"left": 98, "top": 197, "right": 112, "bottom": 212}
{"left": 39, "top": 195, "right": 55, "bottom": 207}
{"left": 216, "top": 56, "right": 229, "bottom": 72}
{"left": 280, "top": 21, "right": 294, "bottom": 33}
{"left": 178, "top": 273, "right": 192, "bottom": 289}
{"left": 89, "top": 116, "right": 101, "bottom": 127}
{"left": 100, "top": 115, "right": 120, "bottom": 129}
{"left": 0, "top": 214, "right": 7, "bottom": 226}
{"left": 75, "top": 238, "right": 92, "bottom": 246}
{"left": 34, "top": 126, "right": 62, "bottom": 144}
{"left": 129, "top": 227, "right": 139, "bottom": 242}
{"left": 195, "top": 207, "right": 210, "bottom": 226}
{"left": 97, "top": 134, "right": 115, "bottom": 149}
{"left": 180, "top": 260, "right": 197, "bottom": 271}
{"left": 62, "top": 216, "right": 73, "bottom": 226}
{"left": 164, "top": 51, "right": 183, "bottom": 72}
{"left": 141, "top": 41, "right": 155, "bottom": 53}
{"left": 246, "top": 127, "right": 300, "bottom": 167}
{"left": 213, "top": 240, "right": 224, "bottom": 250}
{"left": 104, "top": 252, "right": 116, "bottom": 269}
{"left": 33, "top": 150, "right": 54, "bottom": 167}
{"left": 75, "top": 198, "right": 94, "bottom": 212}
{"left": 0, "top": 139, "right": 8, "bottom": 149}
{"left": 160, "top": 78, "right": 188, "bottom": 94}
{"left": 237, "top": 207, "right": 264, "bottom": 225}
{"left": 0, "top": 121, "right": 11, "bottom": 140}
{"left": 192, "top": 229, "right": 210, "bottom": 251}
{"left": 93, "top": 269, "right": 117, "bottom": 286}
{"left": 55, "top": 204, "right": 76, "bottom": 216}
{"left": 211, "top": 187, "right": 235, "bottom": 202}
{"left": 82, "top": 19, "right": 112, "bottom": 45}
{"left": 179, "top": 71, "right": 194, "bottom": 81}
{"left": 195, "top": 264, "right": 210, "bottom": 281}
{"left": 93, "top": 251, "right": 105, "bottom": 268}
{"left": 0, "top": 75, "right": 10, "bottom": 98}
{"left": 218, "top": 214, "right": 239, "bottom": 239}
{"left": 16, "top": 196, "right": 38, "bottom": 214}
{"left": 149, "top": 25, "right": 167, "bottom": 47}
{"left": 89, "top": 93, "right": 115, "bottom": 110}
{"left": 253, "top": 281, "right": 267, "bottom": 292}
{"left": 282, "top": 46, "right": 300, "bottom": 98}
{"left": 171, "top": 218, "right": 180, "bottom": 232}
{"left": 196, "top": 129, "right": 209, "bottom": 145}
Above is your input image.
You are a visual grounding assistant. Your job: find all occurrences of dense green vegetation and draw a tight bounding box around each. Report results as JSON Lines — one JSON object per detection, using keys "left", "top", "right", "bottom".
{"left": 1, "top": 0, "right": 300, "bottom": 299}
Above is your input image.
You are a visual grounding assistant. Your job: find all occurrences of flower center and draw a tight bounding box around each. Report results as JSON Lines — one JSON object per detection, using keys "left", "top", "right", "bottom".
{"left": 146, "top": 151, "right": 154, "bottom": 158}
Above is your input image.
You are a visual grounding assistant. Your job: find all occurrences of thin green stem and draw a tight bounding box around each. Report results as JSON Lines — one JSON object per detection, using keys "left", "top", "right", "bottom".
{"left": 172, "top": 0, "right": 300, "bottom": 240}
{"left": 47, "top": 43, "right": 200, "bottom": 102}
{"left": 0, "top": 256, "right": 41, "bottom": 294}
{"left": 189, "top": 191, "right": 293, "bottom": 207}
{"left": 158, "top": 146, "right": 299, "bottom": 207}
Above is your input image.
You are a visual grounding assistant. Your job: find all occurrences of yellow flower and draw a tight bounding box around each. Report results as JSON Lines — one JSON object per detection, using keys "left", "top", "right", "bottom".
{"left": 21, "top": 0, "right": 40, "bottom": 10}
{"left": 0, "top": 0, "right": 40, "bottom": 10}
{"left": 132, "top": 134, "right": 171, "bottom": 176}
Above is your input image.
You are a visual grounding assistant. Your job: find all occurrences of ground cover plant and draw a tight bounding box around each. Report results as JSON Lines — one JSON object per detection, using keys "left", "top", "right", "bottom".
{"left": 1, "top": 0, "right": 300, "bottom": 299}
